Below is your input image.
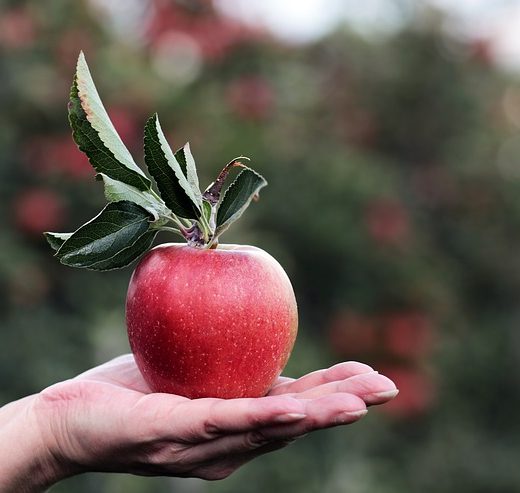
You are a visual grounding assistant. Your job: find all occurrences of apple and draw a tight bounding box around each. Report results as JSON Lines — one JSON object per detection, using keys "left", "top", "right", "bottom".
{"left": 47, "top": 53, "right": 293, "bottom": 400}
{"left": 126, "top": 243, "right": 298, "bottom": 399}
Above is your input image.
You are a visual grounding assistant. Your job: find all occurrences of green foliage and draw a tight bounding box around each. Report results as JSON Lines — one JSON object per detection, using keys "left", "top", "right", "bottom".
{"left": 55, "top": 201, "right": 153, "bottom": 269}
{"left": 69, "top": 53, "right": 152, "bottom": 191}
{"left": 99, "top": 173, "right": 166, "bottom": 221}
{"left": 174, "top": 143, "right": 203, "bottom": 206}
{"left": 54, "top": 54, "right": 268, "bottom": 264}
{"left": 216, "top": 168, "right": 267, "bottom": 236}
{"left": 143, "top": 113, "right": 201, "bottom": 219}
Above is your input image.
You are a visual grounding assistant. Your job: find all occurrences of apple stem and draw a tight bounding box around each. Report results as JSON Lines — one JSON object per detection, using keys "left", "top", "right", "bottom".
{"left": 182, "top": 223, "right": 206, "bottom": 247}
{"left": 154, "top": 157, "right": 266, "bottom": 250}
{"left": 198, "top": 210, "right": 212, "bottom": 243}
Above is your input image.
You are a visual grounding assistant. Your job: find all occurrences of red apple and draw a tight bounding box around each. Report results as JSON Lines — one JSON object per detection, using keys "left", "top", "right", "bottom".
{"left": 126, "top": 243, "right": 298, "bottom": 399}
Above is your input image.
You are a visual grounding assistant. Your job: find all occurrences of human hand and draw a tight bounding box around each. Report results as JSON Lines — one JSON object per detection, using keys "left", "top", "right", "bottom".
{"left": 1, "top": 354, "right": 397, "bottom": 491}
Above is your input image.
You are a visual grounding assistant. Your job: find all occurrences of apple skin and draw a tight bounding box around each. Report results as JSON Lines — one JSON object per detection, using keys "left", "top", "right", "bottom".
{"left": 126, "top": 243, "right": 298, "bottom": 399}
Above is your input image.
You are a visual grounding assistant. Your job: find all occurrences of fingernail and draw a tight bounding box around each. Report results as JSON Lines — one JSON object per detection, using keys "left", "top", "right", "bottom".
{"left": 372, "top": 389, "right": 399, "bottom": 399}
{"left": 334, "top": 409, "right": 368, "bottom": 424}
{"left": 274, "top": 413, "right": 307, "bottom": 423}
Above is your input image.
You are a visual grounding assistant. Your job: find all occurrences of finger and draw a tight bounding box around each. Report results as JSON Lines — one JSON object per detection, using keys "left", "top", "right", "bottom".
{"left": 268, "top": 361, "right": 374, "bottom": 396}
{"left": 184, "top": 428, "right": 295, "bottom": 466}
{"left": 272, "top": 376, "right": 294, "bottom": 386}
{"left": 76, "top": 354, "right": 135, "bottom": 376}
{"left": 165, "top": 395, "right": 308, "bottom": 443}
{"left": 185, "top": 439, "right": 292, "bottom": 481}
{"left": 74, "top": 354, "right": 154, "bottom": 393}
{"left": 290, "top": 372, "right": 398, "bottom": 405}
{"left": 185, "top": 393, "right": 367, "bottom": 462}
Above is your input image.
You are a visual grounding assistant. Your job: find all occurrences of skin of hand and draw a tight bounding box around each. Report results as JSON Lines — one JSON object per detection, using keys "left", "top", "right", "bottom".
{"left": 0, "top": 355, "right": 398, "bottom": 492}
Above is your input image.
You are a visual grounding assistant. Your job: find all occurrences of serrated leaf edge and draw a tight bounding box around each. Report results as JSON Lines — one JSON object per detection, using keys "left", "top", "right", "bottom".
{"left": 153, "top": 114, "right": 202, "bottom": 211}
{"left": 55, "top": 201, "right": 152, "bottom": 261}
{"left": 215, "top": 167, "right": 267, "bottom": 238}
{"left": 75, "top": 52, "right": 149, "bottom": 182}
{"left": 98, "top": 173, "right": 168, "bottom": 221}
{"left": 181, "top": 142, "right": 202, "bottom": 204}
{"left": 44, "top": 232, "right": 73, "bottom": 252}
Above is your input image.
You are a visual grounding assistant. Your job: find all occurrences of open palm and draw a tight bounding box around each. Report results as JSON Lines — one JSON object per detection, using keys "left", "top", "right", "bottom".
{"left": 35, "top": 354, "right": 398, "bottom": 480}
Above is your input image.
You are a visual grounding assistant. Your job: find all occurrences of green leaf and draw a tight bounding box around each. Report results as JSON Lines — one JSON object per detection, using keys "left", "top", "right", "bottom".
{"left": 175, "top": 143, "right": 202, "bottom": 205}
{"left": 45, "top": 232, "right": 73, "bottom": 252}
{"left": 144, "top": 114, "right": 201, "bottom": 219}
{"left": 99, "top": 173, "right": 168, "bottom": 221}
{"left": 202, "top": 199, "right": 212, "bottom": 223}
{"left": 203, "top": 157, "right": 250, "bottom": 206}
{"left": 215, "top": 167, "right": 267, "bottom": 237}
{"left": 56, "top": 201, "right": 152, "bottom": 269}
{"left": 87, "top": 230, "right": 158, "bottom": 271}
{"left": 69, "top": 52, "right": 151, "bottom": 191}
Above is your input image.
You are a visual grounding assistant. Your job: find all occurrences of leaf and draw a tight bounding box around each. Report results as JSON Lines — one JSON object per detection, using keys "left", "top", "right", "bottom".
{"left": 56, "top": 201, "right": 152, "bottom": 268}
{"left": 215, "top": 167, "right": 267, "bottom": 237}
{"left": 87, "top": 230, "right": 158, "bottom": 271}
{"left": 99, "top": 173, "right": 168, "bottom": 221}
{"left": 69, "top": 52, "right": 151, "bottom": 191}
{"left": 203, "top": 157, "right": 250, "bottom": 206}
{"left": 175, "top": 143, "right": 202, "bottom": 204}
{"left": 45, "top": 232, "right": 73, "bottom": 252}
{"left": 202, "top": 199, "right": 212, "bottom": 224}
{"left": 144, "top": 114, "right": 201, "bottom": 219}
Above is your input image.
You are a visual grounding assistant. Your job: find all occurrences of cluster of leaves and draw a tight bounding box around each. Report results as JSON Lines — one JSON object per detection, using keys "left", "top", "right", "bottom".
{"left": 45, "top": 52, "right": 267, "bottom": 270}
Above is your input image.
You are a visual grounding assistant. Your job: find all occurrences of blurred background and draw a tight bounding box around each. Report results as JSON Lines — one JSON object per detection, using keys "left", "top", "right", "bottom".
{"left": 2, "top": 0, "right": 520, "bottom": 491}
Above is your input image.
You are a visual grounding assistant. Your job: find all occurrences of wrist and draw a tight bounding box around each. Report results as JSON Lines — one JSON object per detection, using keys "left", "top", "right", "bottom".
{"left": 0, "top": 394, "right": 74, "bottom": 492}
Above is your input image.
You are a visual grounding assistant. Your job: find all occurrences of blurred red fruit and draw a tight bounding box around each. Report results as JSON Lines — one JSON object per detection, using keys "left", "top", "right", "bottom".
{"left": 147, "top": 0, "right": 264, "bottom": 61}
{"left": 469, "top": 38, "right": 494, "bottom": 66}
{"left": 108, "top": 107, "right": 141, "bottom": 149}
{"left": 365, "top": 198, "right": 410, "bottom": 246}
{"left": 0, "top": 8, "right": 36, "bottom": 49}
{"left": 379, "top": 366, "right": 435, "bottom": 418}
{"left": 382, "top": 311, "right": 435, "bottom": 359}
{"left": 227, "top": 75, "right": 275, "bottom": 121}
{"left": 14, "top": 189, "right": 66, "bottom": 235}
{"left": 328, "top": 310, "right": 378, "bottom": 356}
{"left": 24, "top": 136, "right": 92, "bottom": 179}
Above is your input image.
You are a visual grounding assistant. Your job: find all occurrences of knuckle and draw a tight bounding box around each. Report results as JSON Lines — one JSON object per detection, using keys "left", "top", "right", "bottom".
{"left": 244, "top": 430, "right": 269, "bottom": 449}
{"left": 38, "top": 380, "right": 85, "bottom": 406}
{"left": 201, "top": 417, "right": 221, "bottom": 439}
{"left": 198, "top": 400, "right": 222, "bottom": 439}
{"left": 144, "top": 442, "right": 187, "bottom": 468}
